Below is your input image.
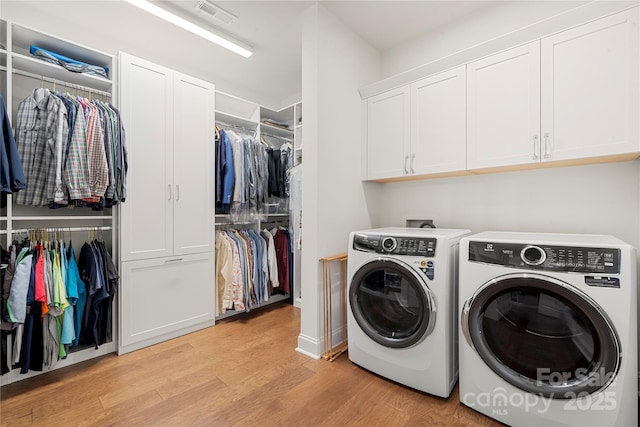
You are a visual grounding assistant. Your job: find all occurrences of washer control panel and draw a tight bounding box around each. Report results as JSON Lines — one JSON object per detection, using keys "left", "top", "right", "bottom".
{"left": 353, "top": 233, "right": 436, "bottom": 256}
{"left": 469, "top": 241, "right": 620, "bottom": 274}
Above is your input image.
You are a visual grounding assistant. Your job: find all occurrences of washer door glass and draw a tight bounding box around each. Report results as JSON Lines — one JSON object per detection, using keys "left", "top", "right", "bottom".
{"left": 349, "top": 258, "right": 435, "bottom": 348}
{"left": 464, "top": 274, "right": 620, "bottom": 398}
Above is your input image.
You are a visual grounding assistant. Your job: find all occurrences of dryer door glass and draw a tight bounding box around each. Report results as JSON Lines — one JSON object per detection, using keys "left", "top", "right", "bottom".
{"left": 467, "top": 274, "right": 620, "bottom": 398}
{"left": 349, "top": 258, "right": 434, "bottom": 348}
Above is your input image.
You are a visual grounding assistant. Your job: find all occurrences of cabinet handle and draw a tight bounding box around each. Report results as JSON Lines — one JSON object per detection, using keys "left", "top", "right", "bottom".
{"left": 543, "top": 133, "right": 550, "bottom": 159}
{"left": 168, "top": 184, "right": 172, "bottom": 200}
{"left": 404, "top": 155, "right": 409, "bottom": 175}
{"left": 176, "top": 184, "right": 180, "bottom": 201}
{"left": 165, "top": 258, "right": 183, "bottom": 263}
{"left": 533, "top": 134, "right": 539, "bottom": 160}
{"left": 410, "top": 154, "right": 415, "bottom": 174}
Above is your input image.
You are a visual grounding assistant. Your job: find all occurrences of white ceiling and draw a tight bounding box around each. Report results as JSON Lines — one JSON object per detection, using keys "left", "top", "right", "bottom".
{"left": 3, "top": 1, "right": 495, "bottom": 109}
{"left": 158, "top": 0, "right": 495, "bottom": 106}
{"left": 321, "top": 1, "right": 494, "bottom": 51}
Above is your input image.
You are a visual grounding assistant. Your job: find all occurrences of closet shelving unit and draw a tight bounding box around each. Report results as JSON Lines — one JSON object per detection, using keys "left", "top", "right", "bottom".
{"left": 294, "top": 102, "right": 302, "bottom": 165}
{"left": 1, "top": 21, "right": 117, "bottom": 386}
{"left": 1, "top": 20, "right": 7, "bottom": 236}
{"left": 214, "top": 91, "right": 303, "bottom": 317}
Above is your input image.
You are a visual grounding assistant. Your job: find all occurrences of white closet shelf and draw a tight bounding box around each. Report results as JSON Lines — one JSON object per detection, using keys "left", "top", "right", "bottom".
{"left": 1, "top": 225, "right": 111, "bottom": 235}
{"left": 11, "top": 215, "right": 113, "bottom": 221}
{"left": 0, "top": 342, "right": 115, "bottom": 386}
{"left": 260, "top": 122, "right": 293, "bottom": 137}
{"left": 12, "top": 53, "right": 112, "bottom": 92}
{"left": 215, "top": 293, "right": 290, "bottom": 320}
{"left": 215, "top": 111, "right": 258, "bottom": 130}
{"left": 0, "top": 48, "right": 6, "bottom": 55}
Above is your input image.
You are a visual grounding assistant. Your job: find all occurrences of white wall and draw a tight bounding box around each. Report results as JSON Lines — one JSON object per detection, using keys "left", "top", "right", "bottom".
{"left": 297, "top": 3, "right": 381, "bottom": 358}
{"left": 375, "top": 162, "right": 639, "bottom": 245}
{"left": 382, "top": 0, "right": 634, "bottom": 79}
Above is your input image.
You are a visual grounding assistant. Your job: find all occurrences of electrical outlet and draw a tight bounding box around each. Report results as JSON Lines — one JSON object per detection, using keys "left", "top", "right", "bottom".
{"left": 406, "top": 219, "right": 436, "bottom": 228}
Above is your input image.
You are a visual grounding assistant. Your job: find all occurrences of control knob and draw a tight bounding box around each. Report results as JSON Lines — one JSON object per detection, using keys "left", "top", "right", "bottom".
{"left": 521, "top": 245, "right": 546, "bottom": 266}
{"left": 381, "top": 237, "right": 397, "bottom": 252}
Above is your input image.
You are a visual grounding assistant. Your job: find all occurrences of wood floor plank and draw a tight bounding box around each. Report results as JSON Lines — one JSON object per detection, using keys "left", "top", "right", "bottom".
{"left": 0, "top": 303, "right": 499, "bottom": 426}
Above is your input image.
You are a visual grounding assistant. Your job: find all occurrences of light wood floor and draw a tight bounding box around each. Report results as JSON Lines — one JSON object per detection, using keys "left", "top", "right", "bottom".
{"left": 1, "top": 303, "right": 501, "bottom": 426}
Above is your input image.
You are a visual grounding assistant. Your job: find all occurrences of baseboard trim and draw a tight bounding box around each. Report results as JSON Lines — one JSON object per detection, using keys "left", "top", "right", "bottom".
{"left": 296, "top": 333, "right": 322, "bottom": 359}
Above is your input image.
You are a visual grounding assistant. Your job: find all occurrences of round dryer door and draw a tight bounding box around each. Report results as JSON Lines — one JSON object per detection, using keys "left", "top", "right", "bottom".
{"left": 349, "top": 257, "right": 436, "bottom": 348}
{"left": 461, "top": 273, "right": 621, "bottom": 399}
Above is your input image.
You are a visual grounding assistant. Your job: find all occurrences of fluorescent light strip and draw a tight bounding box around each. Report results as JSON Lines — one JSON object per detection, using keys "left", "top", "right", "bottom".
{"left": 125, "top": 0, "right": 253, "bottom": 58}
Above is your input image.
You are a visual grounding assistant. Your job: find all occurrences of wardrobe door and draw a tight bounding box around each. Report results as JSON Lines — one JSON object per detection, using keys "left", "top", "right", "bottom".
{"left": 466, "top": 42, "right": 541, "bottom": 170}
{"left": 541, "top": 8, "right": 639, "bottom": 162}
{"left": 172, "top": 72, "right": 215, "bottom": 256}
{"left": 119, "top": 252, "right": 215, "bottom": 353}
{"left": 366, "top": 87, "right": 410, "bottom": 180}
{"left": 410, "top": 66, "right": 467, "bottom": 175}
{"left": 119, "top": 52, "right": 174, "bottom": 261}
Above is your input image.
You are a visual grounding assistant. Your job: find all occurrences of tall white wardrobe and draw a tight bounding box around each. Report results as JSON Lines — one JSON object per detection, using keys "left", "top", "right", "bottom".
{"left": 118, "top": 52, "right": 216, "bottom": 355}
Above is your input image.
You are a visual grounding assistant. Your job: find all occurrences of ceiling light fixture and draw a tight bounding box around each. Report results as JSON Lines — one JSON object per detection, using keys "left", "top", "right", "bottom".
{"left": 125, "top": 0, "right": 253, "bottom": 58}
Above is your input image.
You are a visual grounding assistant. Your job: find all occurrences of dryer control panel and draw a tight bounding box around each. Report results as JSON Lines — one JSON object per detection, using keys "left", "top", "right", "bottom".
{"left": 469, "top": 241, "right": 620, "bottom": 274}
{"left": 353, "top": 233, "right": 437, "bottom": 256}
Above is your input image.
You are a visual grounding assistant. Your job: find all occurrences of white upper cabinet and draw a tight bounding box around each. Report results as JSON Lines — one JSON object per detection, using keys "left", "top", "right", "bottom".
{"left": 410, "top": 66, "right": 466, "bottom": 175}
{"left": 119, "top": 53, "right": 214, "bottom": 261}
{"left": 363, "top": 7, "right": 639, "bottom": 180}
{"left": 541, "top": 8, "right": 639, "bottom": 162}
{"left": 366, "top": 86, "right": 410, "bottom": 180}
{"left": 467, "top": 42, "right": 541, "bottom": 170}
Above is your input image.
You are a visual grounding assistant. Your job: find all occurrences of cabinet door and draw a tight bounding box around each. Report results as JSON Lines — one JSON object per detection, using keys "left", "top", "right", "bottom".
{"left": 119, "top": 253, "right": 215, "bottom": 353}
{"left": 541, "top": 8, "right": 639, "bottom": 162}
{"left": 172, "top": 72, "right": 215, "bottom": 255}
{"left": 467, "top": 42, "right": 541, "bottom": 169}
{"left": 366, "top": 87, "right": 410, "bottom": 180}
{"left": 119, "top": 53, "right": 174, "bottom": 261}
{"left": 411, "top": 66, "right": 466, "bottom": 175}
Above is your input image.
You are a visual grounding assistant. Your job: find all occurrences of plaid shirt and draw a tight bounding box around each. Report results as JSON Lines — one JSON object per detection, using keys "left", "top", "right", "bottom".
{"left": 63, "top": 96, "right": 91, "bottom": 199}
{"left": 78, "top": 100, "right": 108, "bottom": 202}
{"left": 14, "top": 88, "right": 68, "bottom": 206}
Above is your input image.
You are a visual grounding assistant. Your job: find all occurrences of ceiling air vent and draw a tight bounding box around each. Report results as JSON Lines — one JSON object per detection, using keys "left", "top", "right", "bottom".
{"left": 195, "top": 0, "right": 238, "bottom": 25}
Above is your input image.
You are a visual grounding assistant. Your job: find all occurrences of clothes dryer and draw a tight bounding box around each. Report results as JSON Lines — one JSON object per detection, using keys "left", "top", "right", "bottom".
{"left": 459, "top": 231, "right": 637, "bottom": 426}
{"left": 347, "top": 227, "right": 471, "bottom": 397}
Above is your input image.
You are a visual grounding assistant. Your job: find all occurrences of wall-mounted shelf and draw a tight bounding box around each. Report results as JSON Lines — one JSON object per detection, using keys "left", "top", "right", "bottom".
{"left": 12, "top": 53, "right": 112, "bottom": 92}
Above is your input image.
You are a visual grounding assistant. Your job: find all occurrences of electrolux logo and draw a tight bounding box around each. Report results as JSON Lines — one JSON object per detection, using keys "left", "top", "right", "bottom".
{"left": 484, "top": 243, "right": 494, "bottom": 252}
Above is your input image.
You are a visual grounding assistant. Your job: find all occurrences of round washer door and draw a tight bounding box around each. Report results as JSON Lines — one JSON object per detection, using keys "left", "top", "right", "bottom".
{"left": 349, "top": 257, "right": 436, "bottom": 348}
{"left": 461, "top": 273, "right": 621, "bottom": 398}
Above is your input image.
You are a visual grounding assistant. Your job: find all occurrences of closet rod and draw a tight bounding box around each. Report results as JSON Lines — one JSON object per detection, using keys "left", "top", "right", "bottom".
{"left": 261, "top": 132, "right": 293, "bottom": 142}
{"left": 12, "top": 68, "right": 112, "bottom": 97}
{"left": 0, "top": 225, "right": 112, "bottom": 235}
{"left": 216, "top": 120, "right": 257, "bottom": 135}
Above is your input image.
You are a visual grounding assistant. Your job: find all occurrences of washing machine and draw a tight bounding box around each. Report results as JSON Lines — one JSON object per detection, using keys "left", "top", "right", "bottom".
{"left": 458, "top": 231, "right": 637, "bottom": 426}
{"left": 347, "top": 227, "right": 471, "bottom": 397}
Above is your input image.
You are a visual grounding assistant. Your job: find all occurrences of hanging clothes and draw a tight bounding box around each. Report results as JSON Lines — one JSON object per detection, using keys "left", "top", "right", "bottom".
{"left": 14, "top": 88, "right": 69, "bottom": 207}
{"left": 2, "top": 235, "right": 115, "bottom": 375}
{"left": 271, "top": 228, "right": 291, "bottom": 294}
{"left": 13, "top": 89, "right": 128, "bottom": 209}
{"left": 215, "top": 126, "right": 287, "bottom": 220}
{"left": 0, "top": 93, "right": 26, "bottom": 196}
